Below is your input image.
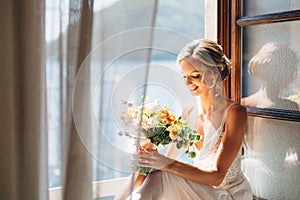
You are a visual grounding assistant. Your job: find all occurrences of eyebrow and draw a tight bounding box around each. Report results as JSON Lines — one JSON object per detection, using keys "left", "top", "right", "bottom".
{"left": 182, "top": 70, "right": 202, "bottom": 75}
{"left": 190, "top": 71, "right": 202, "bottom": 74}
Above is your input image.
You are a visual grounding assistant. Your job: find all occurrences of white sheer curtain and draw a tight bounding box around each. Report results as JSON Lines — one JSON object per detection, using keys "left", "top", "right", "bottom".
{"left": 63, "top": 0, "right": 94, "bottom": 199}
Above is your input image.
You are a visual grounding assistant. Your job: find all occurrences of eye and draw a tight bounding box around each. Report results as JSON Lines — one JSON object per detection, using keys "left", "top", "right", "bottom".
{"left": 182, "top": 72, "right": 203, "bottom": 80}
{"left": 190, "top": 72, "right": 202, "bottom": 79}
{"left": 191, "top": 74, "right": 200, "bottom": 79}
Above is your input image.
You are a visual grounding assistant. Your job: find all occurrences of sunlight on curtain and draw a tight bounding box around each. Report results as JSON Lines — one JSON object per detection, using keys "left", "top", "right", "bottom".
{"left": 46, "top": 0, "right": 207, "bottom": 199}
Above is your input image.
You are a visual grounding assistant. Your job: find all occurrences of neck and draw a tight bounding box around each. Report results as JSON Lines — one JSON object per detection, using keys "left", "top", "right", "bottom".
{"left": 200, "top": 98, "right": 212, "bottom": 115}
{"left": 198, "top": 92, "right": 225, "bottom": 115}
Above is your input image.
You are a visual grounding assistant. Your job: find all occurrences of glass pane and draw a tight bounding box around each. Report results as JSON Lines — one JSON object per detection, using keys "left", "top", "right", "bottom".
{"left": 46, "top": 0, "right": 69, "bottom": 188}
{"left": 242, "top": 0, "right": 300, "bottom": 16}
{"left": 89, "top": 0, "right": 211, "bottom": 187}
{"left": 241, "top": 21, "right": 300, "bottom": 112}
{"left": 242, "top": 116, "right": 300, "bottom": 199}
{"left": 46, "top": 0, "right": 217, "bottom": 194}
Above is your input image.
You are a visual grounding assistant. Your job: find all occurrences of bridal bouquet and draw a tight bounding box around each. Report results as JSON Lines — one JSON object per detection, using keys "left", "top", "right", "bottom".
{"left": 119, "top": 97, "right": 202, "bottom": 175}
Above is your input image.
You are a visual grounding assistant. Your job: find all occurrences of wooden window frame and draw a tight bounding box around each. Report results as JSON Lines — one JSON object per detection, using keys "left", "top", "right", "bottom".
{"left": 217, "top": 1, "right": 300, "bottom": 122}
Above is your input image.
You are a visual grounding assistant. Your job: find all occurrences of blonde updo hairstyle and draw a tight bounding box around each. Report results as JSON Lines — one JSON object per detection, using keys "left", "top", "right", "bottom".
{"left": 177, "top": 39, "right": 231, "bottom": 81}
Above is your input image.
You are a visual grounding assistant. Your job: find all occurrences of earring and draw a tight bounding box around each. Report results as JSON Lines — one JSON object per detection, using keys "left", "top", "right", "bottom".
{"left": 207, "top": 79, "right": 216, "bottom": 89}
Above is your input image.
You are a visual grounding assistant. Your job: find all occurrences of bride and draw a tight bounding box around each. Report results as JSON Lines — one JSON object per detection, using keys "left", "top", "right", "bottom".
{"left": 114, "top": 39, "right": 252, "bottom": 200}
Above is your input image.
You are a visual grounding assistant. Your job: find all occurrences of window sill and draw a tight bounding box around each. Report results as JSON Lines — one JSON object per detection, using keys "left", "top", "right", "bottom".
{"left": 49, "top": 177, "right": 128, "bottom": 199}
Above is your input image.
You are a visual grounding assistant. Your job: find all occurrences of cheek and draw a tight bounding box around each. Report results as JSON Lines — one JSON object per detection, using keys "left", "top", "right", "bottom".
{"left": 192, "top": 76, "right": 203, "bottom": 85}
{"left": 196, "top": 78, "right": 206, "bottom": 88}
{"left": 193, "top": 79, "right": 202, "bottom": 86}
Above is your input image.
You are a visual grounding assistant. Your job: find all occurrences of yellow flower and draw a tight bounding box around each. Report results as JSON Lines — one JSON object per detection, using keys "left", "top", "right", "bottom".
{"left": 167, "top": 124, "right": 181, "bottom": 140}
{"left": 174, "top": 120, "right": 182, "bottom": 127}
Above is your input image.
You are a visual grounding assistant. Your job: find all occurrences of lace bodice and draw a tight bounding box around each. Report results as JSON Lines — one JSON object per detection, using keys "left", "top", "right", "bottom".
{"left": 219, "top": 146, "right": 244, "bottom": 188}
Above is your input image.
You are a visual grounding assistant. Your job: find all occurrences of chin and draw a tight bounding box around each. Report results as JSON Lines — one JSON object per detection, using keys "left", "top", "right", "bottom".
{"left": 191, "top": 91, "right": 200, "bottom": 96}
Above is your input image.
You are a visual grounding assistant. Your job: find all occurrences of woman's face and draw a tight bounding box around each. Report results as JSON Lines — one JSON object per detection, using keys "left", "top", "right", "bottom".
{"left": 179, "top": 59, "right": 209, "bottom": 97}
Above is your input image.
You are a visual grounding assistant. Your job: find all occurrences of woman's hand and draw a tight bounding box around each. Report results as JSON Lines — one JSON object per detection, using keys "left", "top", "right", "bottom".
{"left": 138, "top": 145, "right": 174, "bottom": 170}
{"left": 140, "top": 141, "right": 157, "bottom": 152}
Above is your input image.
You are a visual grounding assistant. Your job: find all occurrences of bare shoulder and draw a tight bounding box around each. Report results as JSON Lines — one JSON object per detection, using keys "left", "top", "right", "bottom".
{"left": 229, "top": 103, "right": 247, "bottom": 115}
{"left": 225, "top": 101, "right": 247, "bottom": 127}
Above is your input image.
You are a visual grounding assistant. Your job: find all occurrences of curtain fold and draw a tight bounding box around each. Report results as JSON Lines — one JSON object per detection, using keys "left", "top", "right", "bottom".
{"left": 63, "top": 0, "right": 94, "bottom": 199}
{"left": 0, "top": 0, "right": 48, "bottom": 200}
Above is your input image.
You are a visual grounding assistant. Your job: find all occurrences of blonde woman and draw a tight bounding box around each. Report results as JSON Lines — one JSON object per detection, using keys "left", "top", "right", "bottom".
{"left": 115, "top": 39, "right": 252, "bottom": 200}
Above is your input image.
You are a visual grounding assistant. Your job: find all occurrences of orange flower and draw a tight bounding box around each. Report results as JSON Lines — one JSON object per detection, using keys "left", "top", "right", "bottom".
{"left": 160, "top": 108, "right": 175, "bottom": 123}
{"left": 166, "top": 113, "right": 176, "bottom": 123}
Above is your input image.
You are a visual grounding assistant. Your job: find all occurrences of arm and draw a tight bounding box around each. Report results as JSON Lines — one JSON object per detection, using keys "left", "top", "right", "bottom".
{"left": 139, "top": 104, "right": 247, "bottom": 186}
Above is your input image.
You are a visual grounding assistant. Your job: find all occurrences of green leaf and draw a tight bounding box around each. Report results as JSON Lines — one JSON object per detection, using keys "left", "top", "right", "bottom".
{"left": 189, "top": 151, "right": 196, "bottom": 158}
{"left": 189, "top": 134, "right": 195, "bottom": 140}
{"left": 138, "top": 166, "right": 151, "bottom": 176}
{"left": 118, "top": 132, "right": 123, "bottom": 136}
{"left": 124, "top": 132, "right": 130, "bottom": 136}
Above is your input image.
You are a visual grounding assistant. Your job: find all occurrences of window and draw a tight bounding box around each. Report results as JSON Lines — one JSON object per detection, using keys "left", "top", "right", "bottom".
{"left": 226, "top": 1, "right": 300, "bottom": 199}
{"left": 46, "top": 0, "right": 69, "bottom": 188}
{"left": 46, "top": 0, "right": 217, "bottom": 199}
{"left": 90, "top": 0, "right": 207, "bottom": 185}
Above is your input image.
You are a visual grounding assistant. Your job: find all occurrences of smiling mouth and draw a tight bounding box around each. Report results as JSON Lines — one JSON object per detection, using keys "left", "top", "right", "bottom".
{"left": 190, "top": 86, "right": 198, "bottom": 91}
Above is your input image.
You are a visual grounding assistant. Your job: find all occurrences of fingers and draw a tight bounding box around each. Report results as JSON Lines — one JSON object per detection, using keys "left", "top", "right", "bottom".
{"left": 140, "top": 142, "right": 157, "bottom": 152}
{"left": 139, "top": 158, "right": 150, "bottom": 164}
{"left": 130, "top": 153, "right": 150, "bottom": 168}
{"left": 139, "top": 145, "right": 150, "bottom": 153}
{"left": 143, "top": 142, "right": 156, "bottom": 150}
{"left": 138, "top": 158, "right": 152, "bottom": 167}
{"left": 138, "top": 152, "right": 154, "bottom": 167}
{"left": 139, "top": 152, "right": 152, "bottom": 160}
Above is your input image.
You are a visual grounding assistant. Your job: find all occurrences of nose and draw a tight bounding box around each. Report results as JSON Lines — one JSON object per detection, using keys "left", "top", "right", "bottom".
{"left": 184, "top": 76, "right": 191, "bottom": 85}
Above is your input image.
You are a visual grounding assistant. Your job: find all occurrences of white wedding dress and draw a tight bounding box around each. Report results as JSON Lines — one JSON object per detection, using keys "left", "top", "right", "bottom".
{"left": 119, "top": 104, "right": 252, "bottom": 200}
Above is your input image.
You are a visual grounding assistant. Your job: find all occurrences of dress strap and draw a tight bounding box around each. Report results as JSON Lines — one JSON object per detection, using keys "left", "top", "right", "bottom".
{"left": 221, "top": 102, "right": 239, "bottom": 132}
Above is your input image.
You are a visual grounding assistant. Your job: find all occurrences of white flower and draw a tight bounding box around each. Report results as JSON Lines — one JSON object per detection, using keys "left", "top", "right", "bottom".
{"left": 147, "top": 102, "right": 162, "bottom": 113}
{"left": 142, "top": 117, "right": 154, "bottom": 130}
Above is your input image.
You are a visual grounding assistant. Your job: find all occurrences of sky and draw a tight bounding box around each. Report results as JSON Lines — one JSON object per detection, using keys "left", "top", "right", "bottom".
{"left": 94, "top": 0, "right": 120, "bottom": 11}
{"left": 46, "top": 0, "right": 120, "bottom": 42}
